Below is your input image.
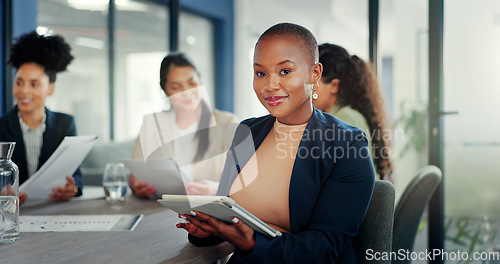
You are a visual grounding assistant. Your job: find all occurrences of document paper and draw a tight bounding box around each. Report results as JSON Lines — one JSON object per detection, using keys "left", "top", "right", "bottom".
{"left": 20, "top": 135, "right": 98, "bottom": 199}
{"left": 20, "top": 214, "right": 143, "bottom": 232}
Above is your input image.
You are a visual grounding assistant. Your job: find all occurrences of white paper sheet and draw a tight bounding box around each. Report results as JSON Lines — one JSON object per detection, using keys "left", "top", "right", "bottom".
{"left": 20, "top": 135, "right": 98, "bottom": 199}
{"left": 120, "top": 158, "right": 187, "bottom": 196}
{"left": 20, "top": 214, "right": 143, "bottom": 232}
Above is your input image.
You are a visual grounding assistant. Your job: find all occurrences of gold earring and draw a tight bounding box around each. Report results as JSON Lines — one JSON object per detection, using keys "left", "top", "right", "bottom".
{"left": 312, "top": 83, "right": 318, "bottom": 100}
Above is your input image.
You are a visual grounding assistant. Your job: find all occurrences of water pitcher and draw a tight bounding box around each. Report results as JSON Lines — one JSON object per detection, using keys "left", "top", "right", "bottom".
{"left": 0, "top": 142, "right": 19, "bottom": 243}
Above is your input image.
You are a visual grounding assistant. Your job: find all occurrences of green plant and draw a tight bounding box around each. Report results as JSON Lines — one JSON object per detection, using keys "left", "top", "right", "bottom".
{"left": 445, "top": 216, "right": 498, "bottom": 264}
{"left": 394, "top": 100, "right": 428, "bottom": 157}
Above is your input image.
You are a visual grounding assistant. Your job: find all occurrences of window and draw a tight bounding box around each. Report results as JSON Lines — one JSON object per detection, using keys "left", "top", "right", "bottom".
{"left": 443, "top": 0, "right": 500, "bottom": 252}
{"left": 39, "top": 0, "right": 110, "bottom": 140}
{"left": 379, "top": 0, "right": 429, "bottom": 252}
{"left": 36, "top": 0, "right": 227, "bottom": 143}
{"left": 114, "top": 0, "right": 169, "bottom": 141}
{"left": 39, "top": 0, "right": 170, "bottom": 142}
{"left": 179, "top": 11, "right": 215, "bottom": 107}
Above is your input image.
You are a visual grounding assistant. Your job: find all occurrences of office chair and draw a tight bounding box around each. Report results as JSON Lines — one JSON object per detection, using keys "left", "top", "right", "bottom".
{"left": 353, "top": 180, "right": 396, "bottom": 264}
{"left": 392, "top": 165, "right": 443, "bottom": 264}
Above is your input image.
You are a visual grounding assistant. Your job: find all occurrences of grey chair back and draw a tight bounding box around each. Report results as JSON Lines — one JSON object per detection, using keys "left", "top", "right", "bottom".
{"left": 392, "top": 165, "right": 442, "bottom": 264}
{"left": 353, "top": 180, "right": 395, "bottom": 264}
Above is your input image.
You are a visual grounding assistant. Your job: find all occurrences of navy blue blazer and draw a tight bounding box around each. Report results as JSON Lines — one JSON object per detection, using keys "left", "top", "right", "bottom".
{"left": 190, "top": 109, "right": 375, "bottom": 263}
{"left": 0, "top": 106, "right": 83, "bottom": 195}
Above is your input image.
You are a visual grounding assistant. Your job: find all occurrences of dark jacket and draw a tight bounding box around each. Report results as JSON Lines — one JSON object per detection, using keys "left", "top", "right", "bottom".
{"left": 0, "top": 106, "right": 83, "bottom": 195}
{"left": 191, "top": 108, "right": 375, "bottom": 263}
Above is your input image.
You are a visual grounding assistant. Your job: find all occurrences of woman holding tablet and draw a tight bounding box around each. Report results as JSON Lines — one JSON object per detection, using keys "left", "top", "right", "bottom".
{"left": 130, "top": 52, "right": 238, "bottom": 197}
{"left": 176, "top": 23, "right": 375, "bottom": 263}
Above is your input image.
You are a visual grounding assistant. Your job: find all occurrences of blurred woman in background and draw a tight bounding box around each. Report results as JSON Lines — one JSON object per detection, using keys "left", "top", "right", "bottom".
{"left": 130, "top": 52, "right": 238, "bottom": 197}
{"left": 313, "top": 43, "right": 393, "bottom": 181}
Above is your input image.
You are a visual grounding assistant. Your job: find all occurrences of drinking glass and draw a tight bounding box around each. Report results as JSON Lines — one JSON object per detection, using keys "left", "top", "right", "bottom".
{"left": 102, "top": 163, "right": 128, "bottom": 202}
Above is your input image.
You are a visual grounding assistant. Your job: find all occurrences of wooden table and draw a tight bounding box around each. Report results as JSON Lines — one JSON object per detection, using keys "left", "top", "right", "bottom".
{"left": 0, "top": 195, "right": 235, "bottom": 264}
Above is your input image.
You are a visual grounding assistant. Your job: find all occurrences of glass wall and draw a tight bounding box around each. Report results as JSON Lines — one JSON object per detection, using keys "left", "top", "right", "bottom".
{"left": 179, "top": 11, "right": 215, "bottom": 107}
{"left": 379, "top": 0, "right": 429, "bottom": 253}
{"left": 114, "top": 0, "right": 169, "bottom": 141}
{"left": 39, "top": 0, "right": 170, "bottom": 142}
{"left": 39, "top": 0, "right": 109, "bottom": 141}
{"left": 443, "top": 0, "right": 500, "bottom": 258}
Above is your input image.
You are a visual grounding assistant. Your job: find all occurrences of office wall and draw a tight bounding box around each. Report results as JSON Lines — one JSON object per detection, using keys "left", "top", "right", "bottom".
{"left": 0, "top": 0, "right": 38, "bottom": 115}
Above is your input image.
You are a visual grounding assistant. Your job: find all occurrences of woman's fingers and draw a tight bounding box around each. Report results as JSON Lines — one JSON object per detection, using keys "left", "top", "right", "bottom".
{"left": 184, "top": 181, "right": 218, "bottom": 196}
{"left": 50, "top": 176, "right": 77, "bottom": 201}
{"left": 64, "top": 175, "right": 75, "bottom": 186}
{"left": 131, "top": 180, "right": 156, "bottom": 198}
{"left": 178, "top": 211, "right": 256, "bottom": 252}
{"left": 232, "top": 217, "right": 252, "bottom": 235}
{"left": 184, "top": 182, "right": 208, "bottom": 195}
{"left": 176, "top": 214, "right": 211, "bottom": 238}
{"left": 19, "top": 192, "right": 28, "bottom": 206}
{"left": 183, "top": 212, "right": 222, "bottom": 236}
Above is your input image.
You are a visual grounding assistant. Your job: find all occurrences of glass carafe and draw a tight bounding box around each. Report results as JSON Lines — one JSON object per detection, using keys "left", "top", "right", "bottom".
{"left": 0, "top": 142, "right": 19, "bottom": 243}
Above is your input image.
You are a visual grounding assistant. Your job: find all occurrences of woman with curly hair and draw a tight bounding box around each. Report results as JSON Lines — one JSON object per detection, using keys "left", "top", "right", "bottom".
{"left": 313, "top": 43, "right": 393, "bottom": 181}
{"left": 0, "top": 31, "right": 82, "bottom": 205}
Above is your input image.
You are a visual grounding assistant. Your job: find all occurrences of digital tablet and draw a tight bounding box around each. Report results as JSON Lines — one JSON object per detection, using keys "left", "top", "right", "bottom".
{"left": 157, "top": 195, "right": 282, "bottom": 237}
{"left": 120, "top": 158, "right": 187, "bottom": 196}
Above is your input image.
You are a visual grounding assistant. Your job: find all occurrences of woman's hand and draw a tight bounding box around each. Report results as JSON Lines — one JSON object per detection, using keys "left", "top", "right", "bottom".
{"left": 50, "top": 176, "right": 78, "bottom": 201}
{"left": 177, "top": 210, "right": 256, "bottom": 252}
{"left": 129, "top": 174, "right": 156, "bottom": 198}
{"left": 185, "top": 180, "right": 219, "bottom": 196}
{"left": 1, "top": 185, "right": 28, "bottom": 205}
{"left": 19, "top": 192, "right": 28, "bottom": 205}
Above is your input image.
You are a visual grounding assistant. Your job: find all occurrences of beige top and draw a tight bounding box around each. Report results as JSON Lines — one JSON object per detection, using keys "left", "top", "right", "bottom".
{"left": 229, "top": 119, "right": 307, "bottom": 233}
{"left": 132, "top": 109, "right": 239, "bottom": 182}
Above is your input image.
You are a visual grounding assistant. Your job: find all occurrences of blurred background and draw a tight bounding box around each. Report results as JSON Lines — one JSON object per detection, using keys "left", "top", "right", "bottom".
{"left": 1, "top": 0, "right": 499, "bottom": 262}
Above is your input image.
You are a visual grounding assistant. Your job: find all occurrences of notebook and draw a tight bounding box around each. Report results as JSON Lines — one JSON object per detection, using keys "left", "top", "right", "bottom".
{"left": 157, "top": 195, "right": 282, "bottom": 237}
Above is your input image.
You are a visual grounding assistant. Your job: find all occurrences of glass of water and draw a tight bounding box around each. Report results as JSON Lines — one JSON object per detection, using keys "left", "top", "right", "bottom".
{"left": 102, "top": 163, "right": 129, "bottom": 202}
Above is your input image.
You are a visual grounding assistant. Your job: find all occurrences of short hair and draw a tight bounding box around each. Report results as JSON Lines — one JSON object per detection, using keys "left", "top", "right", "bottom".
{"left": 256, "top": 23, "right": 319, "bottom": 64}
{"left": 159, "top": 51, "right": 199, "bottom": 91}
{"left": 8, "top": 31, "right": 74, "bottom": 83}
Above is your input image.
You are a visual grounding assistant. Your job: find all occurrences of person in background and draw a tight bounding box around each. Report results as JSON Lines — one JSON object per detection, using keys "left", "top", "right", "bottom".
{"left": 130, "top": 52, "right": 238, "bottom": 198}
{"left": 0, "top": 31, "right": 82, "bottom": 205}
{"left": 176, "top": 23, "right": 375, "bottom": 263}
{"left": 313, "top": 43, "right": 393, "bottom": 181}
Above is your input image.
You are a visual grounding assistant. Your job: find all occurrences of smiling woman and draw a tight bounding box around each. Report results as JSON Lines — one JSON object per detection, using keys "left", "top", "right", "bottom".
{"left": 0, "top": 31, "right": 83, "bottom": 205}
{"left": 252, "top": 32, "right": 322, "bottom": 125}
{"left": 177, "top": 23, "right": 375, "bottom": 264}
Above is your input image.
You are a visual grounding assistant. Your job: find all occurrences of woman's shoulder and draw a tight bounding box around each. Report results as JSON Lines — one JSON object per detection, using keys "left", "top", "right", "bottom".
{"left": 213, "top": 109, "right": 239, "bottom": 124}
{"left": 331, "top": 105, "right": 368, "bottom": 128}
{"left": 239, "top": 114, "right": 273, "bottom": 128}
{"left": 48, "top": 109, "right": 75, "bottom": 124}
{"left": 143, "top": 109, "right": 174, "bottom": 118}
{"left": 312, "top": 109, "right": 368, "bottom": 145}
